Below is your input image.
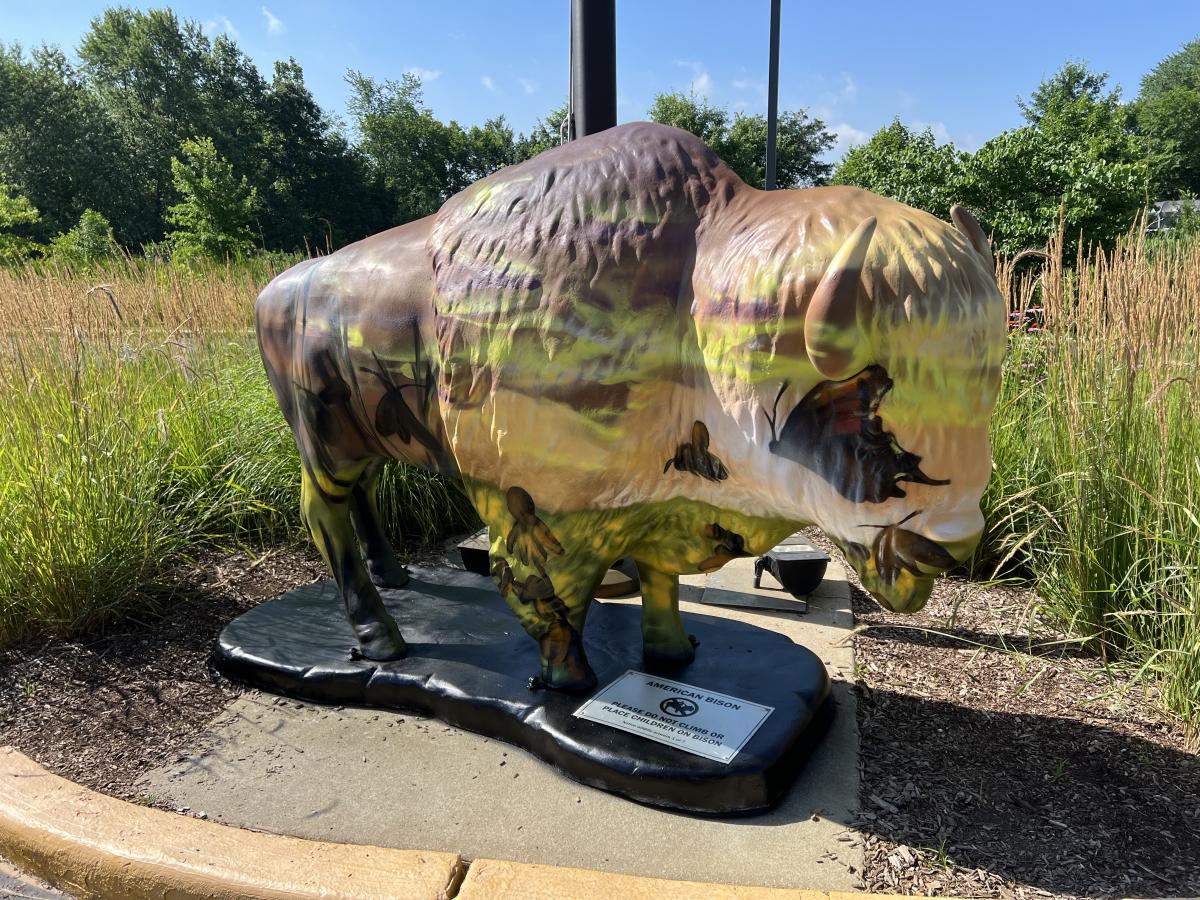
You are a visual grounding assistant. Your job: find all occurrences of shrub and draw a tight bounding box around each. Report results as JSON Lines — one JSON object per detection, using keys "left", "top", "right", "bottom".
{"left": 167, "top": 136, "right": 258, "bottom": 263}
{"left": 0, "top": 183, "right": 42, "bottom": 264}
{"left": 49, "top": 208, "right": 119, "bottom": 266}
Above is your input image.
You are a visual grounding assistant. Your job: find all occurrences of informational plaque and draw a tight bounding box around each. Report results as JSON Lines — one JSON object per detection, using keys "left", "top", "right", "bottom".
{"left": 573, "top": 670, "right": 773, "bottom": 764}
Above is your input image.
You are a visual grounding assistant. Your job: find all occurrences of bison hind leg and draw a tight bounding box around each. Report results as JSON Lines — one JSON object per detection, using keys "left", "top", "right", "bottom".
{"left": 350, "top": 459, "right": 410, "bottom": 589}
{"left": 302, "top": 460, "right": 407, "bottom": 662}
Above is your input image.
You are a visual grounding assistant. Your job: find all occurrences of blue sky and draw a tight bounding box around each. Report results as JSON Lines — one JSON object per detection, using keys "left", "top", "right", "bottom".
{"left": 4, "top": 1, "right": 1199, "bottom": 160}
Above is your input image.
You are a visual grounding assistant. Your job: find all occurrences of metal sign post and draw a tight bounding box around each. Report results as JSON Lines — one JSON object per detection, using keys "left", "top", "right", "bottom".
{"left": 570, "top": 0, "right": 617, "bottom": 138}
{"left": 765, "top": 0, "right": 781, "bottom": 189}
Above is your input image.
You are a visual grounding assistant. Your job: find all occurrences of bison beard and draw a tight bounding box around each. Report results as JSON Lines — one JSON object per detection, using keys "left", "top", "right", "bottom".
{"left": 764, "top": 366, "right": 950, "bottom": 504}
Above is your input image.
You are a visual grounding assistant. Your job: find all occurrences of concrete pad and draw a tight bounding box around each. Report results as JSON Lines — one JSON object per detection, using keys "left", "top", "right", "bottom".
{"left": 0, "top": 747, "right": 463, "bottom": 900}
{"left": 139, "top": 559, "right": 860, "bottom": 890}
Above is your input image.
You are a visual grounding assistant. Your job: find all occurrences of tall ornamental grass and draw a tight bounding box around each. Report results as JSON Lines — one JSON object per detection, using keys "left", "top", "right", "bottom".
{"left": 982, "top": 229, "right": 1200, "bottom": 729}
{"left": 0, "top": 259, "right": 474, "bottom": 646}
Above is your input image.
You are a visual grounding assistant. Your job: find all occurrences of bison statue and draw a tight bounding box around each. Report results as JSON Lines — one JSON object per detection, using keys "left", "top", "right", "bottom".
{"left": 255, "top": 122, "right": 1006, "bottom": 693}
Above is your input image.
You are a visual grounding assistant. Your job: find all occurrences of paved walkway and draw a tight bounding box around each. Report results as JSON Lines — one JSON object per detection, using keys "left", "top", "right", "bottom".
{"left": 139, "top": 556, "right": 861, "bottom": 890}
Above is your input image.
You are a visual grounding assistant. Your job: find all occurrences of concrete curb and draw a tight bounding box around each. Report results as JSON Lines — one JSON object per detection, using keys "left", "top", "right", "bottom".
{"left": 2, "top": 746, "right": 907, "bottom": 900}
{"left": 0, "top": 747, "right": 464, "bottom": 899}
{"left": 458, "top": 858, "right": 886, "bottom": 898}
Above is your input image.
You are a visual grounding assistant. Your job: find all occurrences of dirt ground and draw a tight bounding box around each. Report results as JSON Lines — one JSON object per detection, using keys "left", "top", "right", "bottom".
{"left": 1, "top": 539, "right": 1197, "bottom": 898}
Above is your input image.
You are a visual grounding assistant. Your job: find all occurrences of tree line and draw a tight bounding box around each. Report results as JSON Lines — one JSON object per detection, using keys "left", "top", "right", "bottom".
{"left": 0, "top": 6, "right": 834, "bottom": 265}
{"left": 835, "top": 52, "right": 1200, "bottom": 254}
{"left": 1, "top": 6, "right": 1197, "bottom": 263}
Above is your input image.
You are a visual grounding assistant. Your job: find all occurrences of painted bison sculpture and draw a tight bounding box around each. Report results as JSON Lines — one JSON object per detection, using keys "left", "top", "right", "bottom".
{"left": 255, "top": 122, "right": 1007, "bottom": 692}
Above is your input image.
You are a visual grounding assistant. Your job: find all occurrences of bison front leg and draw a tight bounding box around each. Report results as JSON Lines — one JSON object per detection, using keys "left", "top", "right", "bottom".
{"left": 302, "top": 465, "right": 407, "bottom": 661}
{"left": 491, "top": 554, "right": 600, "bottom": 694}
{"left": 350, "top": 459, "right": 410, "bottom": 590}
{"left": 635, "top": 562, "right": 696, "bottom": 670}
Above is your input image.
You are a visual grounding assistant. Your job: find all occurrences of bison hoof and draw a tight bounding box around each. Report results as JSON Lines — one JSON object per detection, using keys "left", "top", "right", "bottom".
{"left": 536, "top": 665, "right": 598, "bottom": 695}
{"left": 369, "top": 560, "right": 411, "bottom": 590}
{"left": 643, "top": 637, "right": 697, "bottom": 671}
{"left": 351, "top": 622, "right": 408, "bottom": 662}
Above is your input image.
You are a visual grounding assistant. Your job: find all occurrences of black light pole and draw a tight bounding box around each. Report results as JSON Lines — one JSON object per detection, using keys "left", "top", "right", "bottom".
{"left": 570, "top": 0, "right": 617, "bottom": 138}
{"left": 765, "top": 0, "right": 781, "bottom": 189}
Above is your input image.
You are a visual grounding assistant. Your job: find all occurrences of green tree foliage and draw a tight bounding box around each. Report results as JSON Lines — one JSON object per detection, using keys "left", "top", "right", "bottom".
{"left": 167, "top": 137, "right": 257, "bottom": 262}
{"left": 3, "top": 6, "right": 1189, "bottom": 264}
{"left": 1135, "top": 38, "right": 1200, "bottom": 198}
{"left": 348, "top": 71, "right": 462, "bottom": 223}
{"left": 259, "top": 59, "right": 387, "bottom": 251}
{"left": 456, "top": 116, "right": 520, "bottom": 184}
{"left": 962, "top": 64, "right": 1149, "bottom": 253}
{"left": 514, "top": 102, "right": 569, "bottom": 160}
{"left": 647, "top": 92, "right": 729, "bottom": 146}
{"left": 0, "top": 183, "right": 42, "bottom": 263}
{"left": 647, "top": 92, "right": 835, "bottom": 187}
{"left": 348, "top": 72, "right": 524, "bottom": 223}
{"left": 50, "top": 209, "right": 118, "bottom": 266}
{"left": 0, "top": 43, "right": 132, "bottom": 242}
{"left": 78, "top": 8, "right": 246, "bottom": 244}
{"left": 832, "top": 119, "right": 965, "bottom": 216}
{"left": 77, "top": 8, "right": 378, "bottom": 249}
{"left": 833, "top": 65, "right": 1148, "bottom": 253}
{"left": 1017, "top": 60, "right": 1111, "bottom": 125}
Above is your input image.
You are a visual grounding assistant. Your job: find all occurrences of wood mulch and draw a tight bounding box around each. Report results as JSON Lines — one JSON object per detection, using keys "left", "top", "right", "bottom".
{"left": 2, "top": 537, "right": 1198, "bottom": 898}
{"left": 0, "top": 547, "right": 326, "bottom": 802}
{"left": 818, "top": 530, "right": 1200, "bottom": 898}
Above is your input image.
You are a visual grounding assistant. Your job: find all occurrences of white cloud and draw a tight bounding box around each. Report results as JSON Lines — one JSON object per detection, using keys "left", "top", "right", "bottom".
{"left": 519, "top": 78, "right": 539, "bottom": 95}
{"left": 912, "top": 120, "right": 952, "bottom": 144}
{"left": 829, "top": 121, "right": 869, "bottom": 159}
{"left": 481, "top": 75, "right": 497, "bottom": 93}
{"left": 795, "top": 72, "right": 858, "bottom": 109}
{"left": 203, "top": 16, "right": 239, "bottom": 39}
{"left": 732, "top": 77, "right": 766, "bottom": 95}
{"left": 261, "top": 6, "right": 284, "bottom": 35}
{"left": 407, "top": 67, "right": 442, "bottom": 82}
{"left": 674, "top": 59, "right": 713, "bottom": 97}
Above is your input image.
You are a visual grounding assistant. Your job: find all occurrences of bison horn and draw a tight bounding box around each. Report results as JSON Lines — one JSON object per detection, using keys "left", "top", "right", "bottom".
{"left": 950, "top": 205, "right": 993, "bottom": 273}
{"left": 804, "top": 216, "right": 876, "bottom": 381}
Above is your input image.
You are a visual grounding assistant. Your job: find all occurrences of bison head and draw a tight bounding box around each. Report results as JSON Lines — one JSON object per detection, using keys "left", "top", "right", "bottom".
{"left": 796, "top": 200, "right": 1002, "bottom": 612}
{"left": 695, "top": 189, "right": 1006, "bottom": 613}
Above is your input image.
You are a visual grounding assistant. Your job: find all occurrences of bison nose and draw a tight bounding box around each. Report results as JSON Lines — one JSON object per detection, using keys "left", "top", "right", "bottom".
{"left": 935, "top": 530, "right": 984, "bottom": 568}
{"left": 838, "top": 541, "right": 934, "bottom": 612}
{"left": 866, "top": 571, "right": 935, "bottom": 614}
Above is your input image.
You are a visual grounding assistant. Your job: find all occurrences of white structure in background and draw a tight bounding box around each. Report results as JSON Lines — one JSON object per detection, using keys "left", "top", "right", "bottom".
{"left": 1147, "top": 199, "right": 1199, "bottom": 233}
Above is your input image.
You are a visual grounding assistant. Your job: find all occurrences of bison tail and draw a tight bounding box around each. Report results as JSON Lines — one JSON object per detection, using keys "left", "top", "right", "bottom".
{"left": 254, "top": 262, "right": 315, "bottom": 430}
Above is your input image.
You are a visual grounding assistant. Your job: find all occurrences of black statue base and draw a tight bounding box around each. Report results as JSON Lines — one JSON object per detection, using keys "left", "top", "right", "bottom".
{"left": 214, "top": 566, "right": 831, "bottom": 815}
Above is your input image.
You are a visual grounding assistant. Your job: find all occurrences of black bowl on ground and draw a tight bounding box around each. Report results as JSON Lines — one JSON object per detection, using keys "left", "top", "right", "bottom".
{"left": 754, "top": 544, "right": 830, "bottom": 599}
